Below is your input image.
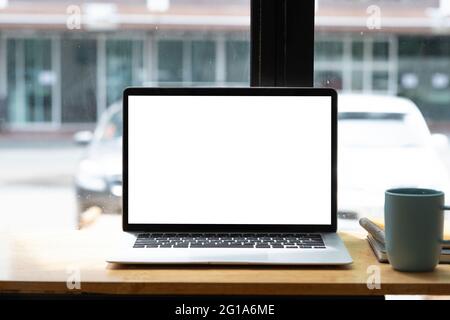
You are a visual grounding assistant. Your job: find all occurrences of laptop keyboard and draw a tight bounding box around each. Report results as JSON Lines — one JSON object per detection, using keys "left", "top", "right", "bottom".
{"left": 133, "top": 233, "right": 325, "bottom": 249}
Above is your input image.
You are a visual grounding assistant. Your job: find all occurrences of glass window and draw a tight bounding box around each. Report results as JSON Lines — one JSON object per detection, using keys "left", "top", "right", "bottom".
{"left": 0, "top": 0, "right": 250, "bottom": 231}
{"left": 226, "top": 40, "right": 250, "bottom": 83}
{"left": 351, "top": 70, "right": 364, "bottom": 91}
{"left": 7, "top": 39, "right": 53, "bottom": 124}
{"left": 106, "top": 39, "right": 144, "bottom": 105}
{"left": 373, "top": 41, "right": 389, "bottom": 61}
{"left": 372, "top": 71, "right": 389, "bottom": 91}
{"left": 315, "top": 1, "right": 450, "bottom": 234}
{"left": 399, "top": 36, "right": 450, "bottom": 57}
{"left": 6, "top": 39, "right": 20, "bottom": 124}
{"left": 158, "top": 40, "right": 183, "bottom": 83}
{"left": 191, "top": 40, "right": 216, "bottom": 83}
{"left": 315, "top": 41, "right": 343, "bottom": 61}
{"left": 352, "top": 41, "right": 364, "bottom": 61}
{"left": 61, "top": 39, "right": 97, "bottom": 123}
{"left": 398, "top": 36, "right": 450, "bottom": 120}
{"left": 398, "top": 36, "right": 425, "bottom": 56}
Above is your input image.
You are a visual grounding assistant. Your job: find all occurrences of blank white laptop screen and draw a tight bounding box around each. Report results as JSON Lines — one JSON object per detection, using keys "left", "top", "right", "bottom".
{"left": 128, "top": 95, "right": 332, "bottom": 225}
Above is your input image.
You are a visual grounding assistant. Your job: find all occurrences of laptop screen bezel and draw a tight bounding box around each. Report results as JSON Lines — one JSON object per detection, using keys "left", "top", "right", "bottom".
{"left": 123, "top": 87, "right": 337, "bottom": 233}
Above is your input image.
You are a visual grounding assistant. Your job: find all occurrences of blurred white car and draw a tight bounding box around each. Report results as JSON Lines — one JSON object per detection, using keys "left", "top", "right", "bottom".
{"left": 74, "top": 102, "right": 122, "bottom": 225}
{"left": 73, "top": 94, "right": 450, "bottom": 226}
{"left": 338, "top": 94, "right": 450, "bottom": 220}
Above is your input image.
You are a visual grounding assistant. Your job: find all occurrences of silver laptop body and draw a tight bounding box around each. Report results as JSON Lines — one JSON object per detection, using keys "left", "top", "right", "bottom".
{"left": 107, "top": 88, "right": 352, "bottom": 265}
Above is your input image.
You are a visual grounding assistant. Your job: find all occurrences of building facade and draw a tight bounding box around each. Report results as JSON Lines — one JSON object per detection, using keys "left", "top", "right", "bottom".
{"left": 1, "top": 31, "right": 250, "bottom": 129}
{"left": 0, "top": 0, "right": 449, "bottom": 130}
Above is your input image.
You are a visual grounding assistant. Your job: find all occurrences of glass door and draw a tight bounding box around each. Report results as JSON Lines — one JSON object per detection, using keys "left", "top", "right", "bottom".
{"left": 61, "top": 38, "right": 97, "bottom": 123}
{"left": 106, "top": 39, "right": 144, "bottom": 106}
{"left": 7, "top": 38, "right": 54, "bottom": 125}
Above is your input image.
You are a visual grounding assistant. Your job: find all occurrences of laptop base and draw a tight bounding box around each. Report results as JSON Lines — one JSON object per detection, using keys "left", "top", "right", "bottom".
{"left": 106, "top": 232, "right": 352, "bottom": 265}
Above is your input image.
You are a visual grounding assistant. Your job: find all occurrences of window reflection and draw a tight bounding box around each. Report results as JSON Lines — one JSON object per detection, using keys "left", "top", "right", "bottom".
{"left": 7, "top": 39, "right": 53, "bottom": 124}
{"left": 0, "top": 0, "right": 251, "bottom": 230}
{"left": 315, "top": 1, "right": 450, "bottom": 230}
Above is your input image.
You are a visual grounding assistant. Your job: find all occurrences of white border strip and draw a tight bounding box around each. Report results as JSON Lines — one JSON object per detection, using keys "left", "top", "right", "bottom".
{"left": 0, "top": 14, "right": 447, "bottom": 29}
{"left": 315, "top": 16, "right": 450, "bottom": 28}
{"left": 0, "top": 14, "right": 251, "bottom": 26}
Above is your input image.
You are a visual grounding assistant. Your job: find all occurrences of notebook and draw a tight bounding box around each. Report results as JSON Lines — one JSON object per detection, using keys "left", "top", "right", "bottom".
{"left": 367, "top": 235, "right": 450, "bottom": 264}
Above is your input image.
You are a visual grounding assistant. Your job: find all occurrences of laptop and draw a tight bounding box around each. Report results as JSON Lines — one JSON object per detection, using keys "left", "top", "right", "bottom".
{"left": 107, "top": 87, "right": 352, "bottom": 265}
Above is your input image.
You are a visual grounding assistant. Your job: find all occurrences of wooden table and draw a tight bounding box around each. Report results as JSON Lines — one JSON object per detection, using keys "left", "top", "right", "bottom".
{"left": 1, "top": 228, "right": 450, "bottom": 296}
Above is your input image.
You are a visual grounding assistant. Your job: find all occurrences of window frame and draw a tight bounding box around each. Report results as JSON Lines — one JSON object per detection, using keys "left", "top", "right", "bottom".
{"left": 250, "top": 0, "right": 315, "bottom": 87}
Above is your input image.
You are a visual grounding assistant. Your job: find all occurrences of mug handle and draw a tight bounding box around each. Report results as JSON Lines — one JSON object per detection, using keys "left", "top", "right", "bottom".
{"left": 441, "top": 206, "right": 450, "bottom": 245}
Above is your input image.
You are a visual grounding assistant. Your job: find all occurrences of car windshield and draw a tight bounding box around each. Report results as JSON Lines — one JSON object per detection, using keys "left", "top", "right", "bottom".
{"left": 339, "top": 112, "right": 427, "bottom": 148}
{"left": 99, "top": 111, "right": 123, "bottom": 143}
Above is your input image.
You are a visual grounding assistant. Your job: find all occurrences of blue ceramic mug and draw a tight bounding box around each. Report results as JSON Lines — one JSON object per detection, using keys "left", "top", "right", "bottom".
{"left": 385, "top": 188, "right": 450, "bottom": 272}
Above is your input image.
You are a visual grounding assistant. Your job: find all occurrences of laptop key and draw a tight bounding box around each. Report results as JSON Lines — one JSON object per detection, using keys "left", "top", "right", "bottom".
{"left": 173, "top": 244, "right": 189, "bottom": 248}
{"left": 206, "top": 244, "right": 233, "bottom": 248}
{"left": 271, "top": 244, "right": 283, "bottom": 248}
{"left": 190, "top": 244, "right": 206, "bottom": 248}
{"left": 138, "top": 241, "right": 159, "bottom": 245}
{"left": 133, "top": 233, "right": 325, "bottom": 249}
{"left": 229, "top": 244, "right": 254, "bottom": 248}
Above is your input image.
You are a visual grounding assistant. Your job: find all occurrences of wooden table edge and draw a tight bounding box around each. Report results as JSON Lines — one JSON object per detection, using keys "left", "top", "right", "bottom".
{"left": 1, "top": 281, "right": 450, "bottom": 296}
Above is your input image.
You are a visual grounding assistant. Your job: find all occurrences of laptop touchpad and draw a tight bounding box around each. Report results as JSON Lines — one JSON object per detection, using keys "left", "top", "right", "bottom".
{"left": 189, "top": 250, "right": 269, "bottom": 262}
